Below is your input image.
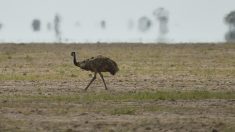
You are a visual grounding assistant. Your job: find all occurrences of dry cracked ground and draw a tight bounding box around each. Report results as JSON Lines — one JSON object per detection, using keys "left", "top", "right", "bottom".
{"left": 0, "top": 43, "right": 235, "bottom": 132}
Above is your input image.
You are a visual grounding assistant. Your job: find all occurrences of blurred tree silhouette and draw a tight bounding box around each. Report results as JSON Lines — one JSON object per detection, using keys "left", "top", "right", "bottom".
{"left": 75, "top": 21, "right": 81, "bottom": 27}
{"left": 224, "top": 11, "right": 235, "bottom": 42}
{"left": 138, "top": 16, "right": 152, "bottom": 32}
{"left": 0, "top": 23, "right": 2, "bottom": 31}
{"left": 54, "top": 14, "right": 62, "bottom": 42}
{"left": 100, "top": 20, "right": 106, "bottom": 29}
{"left": 32, "top": 19, "right": 41, "bottom": 32}
{"left": 47, "top": 22, "right": 52, "bottom": 31}
{"left": 225, "top": 31, "right": 235, "bottom": 42}
{"left": 225, "top": 11, "right": 235, "bottom": 27}
{"left": 153, "top": 7, "right": 169, "bottom": 42}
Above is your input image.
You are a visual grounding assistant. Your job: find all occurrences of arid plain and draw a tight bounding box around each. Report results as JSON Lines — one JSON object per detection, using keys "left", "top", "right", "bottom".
{"left": 0, "top": 43, "right": 234, "bottom": 131}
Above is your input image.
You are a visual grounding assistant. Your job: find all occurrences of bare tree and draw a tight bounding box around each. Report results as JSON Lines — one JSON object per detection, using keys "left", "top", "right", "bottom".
{"left": 54, "top": 14, "right": 62, "bottom": 42}
{"left": 32, "top": 19, "right": 41, "bottom": 32}
{"left": 224, "top": 11, "right": 235, "bottom": 42}
{"left": 153, "top": 7, "right": 169, "bottom": 42}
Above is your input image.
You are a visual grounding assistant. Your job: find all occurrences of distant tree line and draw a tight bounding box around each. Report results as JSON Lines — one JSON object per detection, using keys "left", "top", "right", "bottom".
{"left": 25, "top": 9, "right": 235, "bottom": 43}
{"left": 29, "top": 8, "right": 170, "bottom": 42}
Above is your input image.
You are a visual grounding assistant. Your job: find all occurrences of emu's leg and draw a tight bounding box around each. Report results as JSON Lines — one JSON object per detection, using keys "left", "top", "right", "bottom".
{"left": 98, "top": 72, "right": 108, "bottom": 90}
{"left": 85, "top": 72, "right": 97, "bottom": 91}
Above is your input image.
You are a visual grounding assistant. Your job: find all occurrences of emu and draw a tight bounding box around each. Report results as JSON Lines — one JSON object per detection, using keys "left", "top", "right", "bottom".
{"left": 71, "top": 52, "right": 119, "bottom": 91}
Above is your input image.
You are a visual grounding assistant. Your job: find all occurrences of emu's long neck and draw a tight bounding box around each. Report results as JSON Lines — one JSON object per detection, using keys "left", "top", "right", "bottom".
{"left": 72, "top": 53, "right": 80, "bottom": 67}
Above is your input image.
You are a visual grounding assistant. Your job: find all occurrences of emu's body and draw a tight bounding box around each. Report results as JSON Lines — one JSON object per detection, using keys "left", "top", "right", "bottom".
{"left": 71, "top": 52, "right": 119, "bottom": 90}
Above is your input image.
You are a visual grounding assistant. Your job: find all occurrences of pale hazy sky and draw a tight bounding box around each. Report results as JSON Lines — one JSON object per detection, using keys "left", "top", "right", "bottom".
{"left": 0, "top": 0, "right": 234, "bottom": 43}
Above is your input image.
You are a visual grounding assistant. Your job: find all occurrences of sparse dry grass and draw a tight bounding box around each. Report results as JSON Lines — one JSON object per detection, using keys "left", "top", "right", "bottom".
{"left": 0, "top": 43, "right": 235, "bottom": 131}
{"left": 0, "top": 43, "right": 234, "bottom": 81}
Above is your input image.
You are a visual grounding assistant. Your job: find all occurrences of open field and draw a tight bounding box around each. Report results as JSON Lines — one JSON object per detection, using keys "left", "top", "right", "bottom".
{"left": 0, "top": 43, "right": 235, "bottom": 131}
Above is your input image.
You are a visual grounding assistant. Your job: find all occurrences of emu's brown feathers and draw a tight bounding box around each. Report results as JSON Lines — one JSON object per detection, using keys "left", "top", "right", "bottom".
{"left": 79, "top": 55, "right": 119, "bottom": 75}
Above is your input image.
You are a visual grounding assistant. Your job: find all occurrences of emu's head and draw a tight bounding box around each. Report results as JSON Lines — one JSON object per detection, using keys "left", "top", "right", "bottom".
{"left": 71, "top": 52, "right": 80, "bottom": 67}
{"left": 71, "top": 52, "right": 76, "bottom": 57}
